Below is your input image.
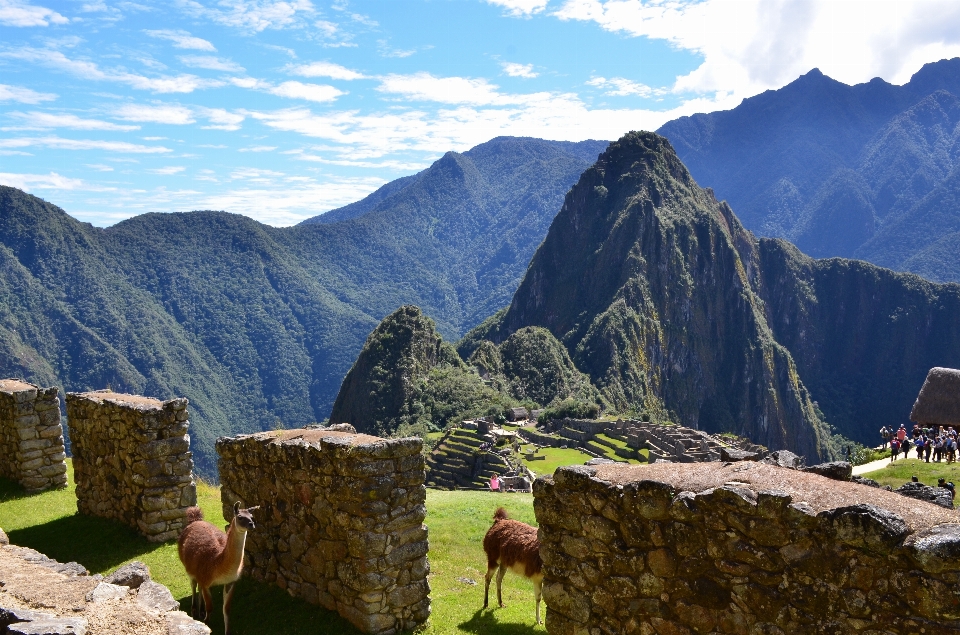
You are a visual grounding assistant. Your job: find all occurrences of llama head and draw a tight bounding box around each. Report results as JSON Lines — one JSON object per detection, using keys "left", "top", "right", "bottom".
{"left": 233, "top": 501, "right": 259, "bottom": 531}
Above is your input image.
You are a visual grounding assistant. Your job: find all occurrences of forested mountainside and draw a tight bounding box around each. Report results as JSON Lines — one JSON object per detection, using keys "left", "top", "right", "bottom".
{"left": 657, "top": 58, "right": 960, "bottom": 283}
{"left": 0, "top": 136, "right": 606, "bottom": 475}
{"left": 455, "top": 132, "right": 960, "bottom": 457}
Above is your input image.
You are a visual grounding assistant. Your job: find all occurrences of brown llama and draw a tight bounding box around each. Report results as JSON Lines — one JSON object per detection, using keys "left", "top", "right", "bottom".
{"left": 482, "top": 507, "right": 544, "bottom": 624}
{"left": 177, "top": 502, "right": 259, "bottom": 635}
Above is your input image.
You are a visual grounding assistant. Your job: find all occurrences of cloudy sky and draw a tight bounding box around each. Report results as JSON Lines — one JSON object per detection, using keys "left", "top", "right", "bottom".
{"left": 3, "top": 0, "right": 960, "bottom": 226}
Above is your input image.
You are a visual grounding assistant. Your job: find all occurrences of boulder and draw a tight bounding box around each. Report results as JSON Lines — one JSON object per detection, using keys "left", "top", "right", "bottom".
{"left": 801, "top": 461, "right": 852, "bottom": 481}
{"left": 894, "top": 482, "right": 954, "bottom": 509}
{"left": 104, "top": 561, "right": 151, "bottom": 589}
{"left": 136, "top": 580, "right": 180, "bottom": 612}
{"left": 585, "top": 458, "right": 616, "bottom": 466}
{"left": 720, "top": 447, "right": 760, "bottom": 462}
{"left": 0, "top": 608, "right": 88, "bottom": 635}
{"left": 852, "top": 476, "right": 881, "bottom": 488}
{"left": 87, "top": 582, "right": 129, "bottom": 602}
{"left": 0, "top": 527, "right": 8, "bottom": 545}
{"left": 761, "top": 450, "right": 804, "bottom": 469}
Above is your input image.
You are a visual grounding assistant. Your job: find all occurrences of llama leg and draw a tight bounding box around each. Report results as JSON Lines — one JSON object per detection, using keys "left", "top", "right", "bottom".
{"left": 201, "top": 586, "right": 213, "bottom": 623}
{"left": 496, "top": 564, "right": 507, "bottom": 608}
{"left": 483, "top": 565, "right": 496, "bottom": 608}
{"left": 223, "top": 582, "right": 236, "bottom": 635}
{"left": 534, "top": 578, "right": 543, "bottom": 624}
{"left": 190, "top": 579, "right": 198, "bottom": 619}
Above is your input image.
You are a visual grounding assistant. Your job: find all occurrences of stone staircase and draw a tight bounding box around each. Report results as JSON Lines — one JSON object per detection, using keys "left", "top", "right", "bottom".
{"left": 426, "top": 423, "right": 517, "bottom": 489}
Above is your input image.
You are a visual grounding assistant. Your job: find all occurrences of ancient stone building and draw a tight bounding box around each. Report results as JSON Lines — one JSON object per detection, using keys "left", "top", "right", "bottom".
{"left": 66, "top": 390, "right": 196, "bottom": 542}
{"left": 0, "top": 379, "right": 67, "bottom": 492}
{"left": 535, "top": 461, "right": 960, "bottom": 634}
{"left": 217, "top": 427, "right": 430, "bottom": 635}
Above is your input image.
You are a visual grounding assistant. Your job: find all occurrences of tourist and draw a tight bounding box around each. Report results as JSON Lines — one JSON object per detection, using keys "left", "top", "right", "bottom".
{"left": 891, "top": 438, "right": 900, "bottom": 461}
{"left": 490, "top": 473, "right": 500, "bottom": 492}
{"left": 925, "top": 436, "right": 933, "bottom": 463}
{"left": 880, "top": 426, "right": 889, "bottom": 449}
{"left": 935, "top": 436, "right": 944, "bottom": 462}
{"left": 897, "top": 424, "right": 907, "bottom": 445}
{"left": 915, "top": 436, "right": 925, "bottom": 461}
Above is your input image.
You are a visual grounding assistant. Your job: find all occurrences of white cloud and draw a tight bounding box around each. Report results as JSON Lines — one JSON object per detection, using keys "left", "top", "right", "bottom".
{"left": 0, "top": 136, "right": 172, "bottom": 152}
{"left": 4, "top": 111, "right": 140, "bottom": 131}
{"left": 554, "top": 0, "right": 960, "bottom": 98}
{"left": 486, "top": 0, "right": 548, "bottom": 17}
{"left": 149, "top": 166, "right": 186, "bottom": 175}
{"left": 199, "top": 107, "right": 245, "bottom": 130}
{"left": 269, "top": 81, "right": 344, "bottom": 102}
{"left": 0, "top": 0, "right": 68, "bottom": 27}
{"left": 377, "top": 72, "right": 509, "bottom": 105}
{"left": 587, "top": 76, "right": 665, "bottom": 98}
{"left": 231, "top": 76, "right": 344, "bottom": 103}
{"left": 85, "top": 163, "right": 114, "bottom": 171}
{"left": 176, "top": 0, "right": 315, "bottom": 32}
{"left": 1, "top": 47, "right": 221, "bottom": 94}
{"left": 286, "top": 61, "right": 364, "bottom": 80}
{"left": 502, "top": 62, "right": 538, "bottom": 78}
{"left": 178, "top": 55, "right": 245, "bottom": 73}
{"left": 0, "top": 172, "right": 88, "bottom": 191}
{"left": 115, "top": 103, "right": 196, "bottom": 125}
{"left": 0, "top": 84, "right": 57, "bottom": 104}
{"left": 239, "top": 145, "right": 276, "bottom": 152}
{"left": 144, "top": 29, "right": 216, "bottom": 51}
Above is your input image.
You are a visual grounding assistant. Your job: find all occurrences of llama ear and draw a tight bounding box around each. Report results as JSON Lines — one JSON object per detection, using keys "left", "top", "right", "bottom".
{"left": 233, "top": 501, "right": 241, "bottom": 516}
{"left": 246, "top": 505, "right": 260, "bottom": 512}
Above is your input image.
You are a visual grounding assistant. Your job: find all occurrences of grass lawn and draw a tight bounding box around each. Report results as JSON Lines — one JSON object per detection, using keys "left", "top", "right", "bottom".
{"left": 520, "top": 446, "right": 596, "bottom": 477}
{"left": 0, "top": 462, "right": 544, "bottom": 634}
{"left": 860, "top": 458, "right": 960, "bottom": 505}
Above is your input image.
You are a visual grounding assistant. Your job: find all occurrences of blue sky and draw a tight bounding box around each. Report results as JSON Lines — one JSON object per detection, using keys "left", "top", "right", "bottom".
{"left": 3, "top": 0, "right": 960, "bottom": 226}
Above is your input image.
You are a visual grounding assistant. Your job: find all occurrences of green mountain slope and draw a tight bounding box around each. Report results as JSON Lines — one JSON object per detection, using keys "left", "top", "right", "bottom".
{"left": 0, "top": 137, "right": 605, "bottom": 475}
{"left": 460, "top": 131, "right": 960, "bottom": 456}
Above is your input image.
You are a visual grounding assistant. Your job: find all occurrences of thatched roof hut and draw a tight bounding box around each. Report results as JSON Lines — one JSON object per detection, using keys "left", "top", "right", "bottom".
{"left": 910, "top": 367, "right": 960, "bottom": 426}
{"left": 506, "top": 407, "right": 529, "bottom": 422}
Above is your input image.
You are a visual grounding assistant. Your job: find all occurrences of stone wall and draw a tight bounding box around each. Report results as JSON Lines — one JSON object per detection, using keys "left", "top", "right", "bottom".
{"left": 66, "top": 390, "right": 196, "bottom": 542}
{"left": 0, "top": 379, "right": 67, "bottom": 492}
{"left": 217, "top": 428, "right": 430, "bottom": 635}
{"left": 535, "top": 461, "right": 960, "bottom": 634}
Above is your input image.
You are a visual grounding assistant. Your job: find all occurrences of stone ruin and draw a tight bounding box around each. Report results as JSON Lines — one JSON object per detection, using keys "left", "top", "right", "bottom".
{"left": 66, "top": 390, "right": 197, "bottom": 542}
{"left": 426, "top": 418, "right": 530, "bottom": 490}
{"left": 217, "top": 426, "right": 430, "bottom": 635}
{"left": 535, "top": 460, "right": 960, "bottom": 634}
{"left": 0, "top": 379, "right": 67, "bottom": 493}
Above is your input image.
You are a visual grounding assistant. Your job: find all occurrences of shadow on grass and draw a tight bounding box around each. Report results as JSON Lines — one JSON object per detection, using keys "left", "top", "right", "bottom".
{"left": 0, "top": 476, "right": 45, "bottom": 503}
{"left": 7, "top": 513, "right": 166, "bottom": 573}
{"left": 459, "top": 608, "right": 543, "bottom": 634}
{"left": 176, "top": 578, "right": 362, "bottom": 635}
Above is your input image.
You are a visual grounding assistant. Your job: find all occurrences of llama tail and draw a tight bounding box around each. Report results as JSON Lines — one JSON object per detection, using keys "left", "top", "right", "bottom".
{"left": 493, "top": 507, "right": 509, "bottom": 521}
{"left": 185, "top": 506, "right": 204, "bottom": 526}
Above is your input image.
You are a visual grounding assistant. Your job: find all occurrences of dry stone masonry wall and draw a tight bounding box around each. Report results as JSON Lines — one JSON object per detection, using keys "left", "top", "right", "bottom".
{"left": 66, "top": 390, "right": 197, "bottom": 542}
{"left": 217, "top": 427, "right": 430, "bottom": 635}
{"left": 0, "top": 379, "right": 67, "bottom": 492}
{"left": 535, "top": 461, "right": 960, "bottom": 634}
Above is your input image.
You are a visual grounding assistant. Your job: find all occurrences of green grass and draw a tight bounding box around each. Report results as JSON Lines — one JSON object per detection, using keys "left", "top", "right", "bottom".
{"left": 860, "top": 458, "right": 960, "bottom": 505}
{"left": 520, "top": 446, "right": 595, "bottom": 477}
{"left": 0, "top": 462, "right": 546, "bottom": 634}
{"left": 594, "top": 433, "right": 628, "bottom": 449}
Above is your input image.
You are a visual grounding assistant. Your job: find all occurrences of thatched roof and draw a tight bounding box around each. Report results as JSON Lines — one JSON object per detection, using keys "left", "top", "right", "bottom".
{"left": 910, "top": 367, "right": 960, "bottom": 425}
{"left": 507, "top": 407, "right": 529, "bottom": 421}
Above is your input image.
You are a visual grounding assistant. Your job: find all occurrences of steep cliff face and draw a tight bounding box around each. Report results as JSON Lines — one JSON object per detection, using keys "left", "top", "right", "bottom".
{"left": 495, "top": 132, "right": 831, "bottom": 458}
{"left": 757, "top": 239, "right": 960, "bottom": 440}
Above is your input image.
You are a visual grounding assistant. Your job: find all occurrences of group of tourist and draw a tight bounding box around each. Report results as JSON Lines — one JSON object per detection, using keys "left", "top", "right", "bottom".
{"left": 882, "top": 423, "right": 960, "bottom": 463}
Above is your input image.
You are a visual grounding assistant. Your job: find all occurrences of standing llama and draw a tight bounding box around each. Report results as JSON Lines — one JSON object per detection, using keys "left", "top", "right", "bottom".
{"left": 178, "top": 502, "right": 259, "bottom": 635}
{"left": 482, "top": 507, "right": 544, "bottom": 624}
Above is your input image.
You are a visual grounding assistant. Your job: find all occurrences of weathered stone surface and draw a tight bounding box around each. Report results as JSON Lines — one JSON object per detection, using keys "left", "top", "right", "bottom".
{"left": 218, "top": 428, "right": 430, "bottom": 634}
{"left": 760, "top": 449, "right": 803, "bottom": 469}
{"left": 87, "top": 582, "right": 129, "bottom": 602}
{"left": 535, "top": 466, "right": 960, "bottom": 634}
{"left": 895, "top": 481, "right": 955, "bottom": 509}
{"left": 720, "top": 447, "right": 760, "bottom": 462}
{"left": 801, "top": 461, "right": 853, "bottom": 481}
{"left": 852, "top": 475, "right": 880, "bottom": 488}
{"left": 0, "top": 380, "right": 67, "bottom": 493}
{"left": 165, "top": 611, "right": 212, "bottom": 635}
{"left": 6, "top": 616, "right": 88, "bottom": 635}
{"left": 0, "top": 527, "right": 8, "bottom": 546}
{"left": 137, "top": 580, "right": 180, "bottom": 612}
{"left": 104, "top": 561, "right": 151, "bottom": 589}
{"left": 66, "top": 390, "right": 195, "bottom": 541}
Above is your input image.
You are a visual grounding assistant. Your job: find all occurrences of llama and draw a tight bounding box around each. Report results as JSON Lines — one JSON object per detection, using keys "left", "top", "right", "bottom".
{"left": 177, "top": 502, "right": 259, "bottom": 635}
{"left": 482, "top": 507, "right": 544, "bottom": 624}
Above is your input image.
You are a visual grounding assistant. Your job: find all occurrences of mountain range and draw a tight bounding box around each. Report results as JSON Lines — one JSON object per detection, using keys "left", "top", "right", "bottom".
{"left": 658, "top": 57, "right": 960, "bottom": 283}
{"left": 0, "top": 137, "right": 606, "bottom": 474}
{"left": 334, "top": 132, "right": 960, "bottom": 460}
